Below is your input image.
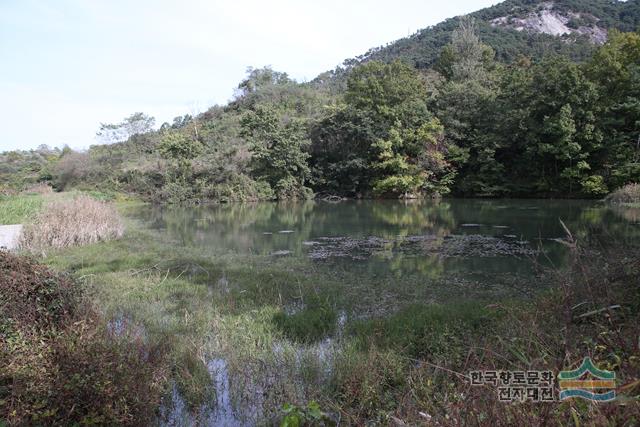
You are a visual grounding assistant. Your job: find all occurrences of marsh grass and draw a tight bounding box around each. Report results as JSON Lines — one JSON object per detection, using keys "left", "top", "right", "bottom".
{"left": 273, "top": 300, "right": 338, "bottom": 343}
{"left": 351, "top": 302, "right": 496, "bottom": 361}
{"left": 41, "top": 224, "right": 348, "bottom": 420}
{"left": 19, "top": 195, "right": 124, "bottom": 254}
{"left": 328, "top": 239, "right": 640, "bottom": 425}
{"left": 33, "top": 212, "right": 640, "bottom": 425}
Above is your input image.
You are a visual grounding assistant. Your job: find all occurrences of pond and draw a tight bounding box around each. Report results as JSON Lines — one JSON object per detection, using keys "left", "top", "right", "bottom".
{"left": 121, "top": 199, "right": 640, "bottom": 424}
{"left": 131, "top": 198, "right": 638, "bottom": 303}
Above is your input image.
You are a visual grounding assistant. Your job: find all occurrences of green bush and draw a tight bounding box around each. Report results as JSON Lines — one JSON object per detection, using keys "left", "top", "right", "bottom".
{"left": 281, "top": 401, "right": 335, "bottom": 426}
{"left": 580, "top": 175, "right": 608, "bottom": 196}
{"left": 0, "top": 251, "right": 168, "bottom": 425}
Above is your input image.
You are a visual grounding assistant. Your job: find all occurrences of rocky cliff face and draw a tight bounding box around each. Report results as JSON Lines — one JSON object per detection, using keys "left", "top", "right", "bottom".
{"left": 491, "top": 2, "right": 608, "bottom": 44}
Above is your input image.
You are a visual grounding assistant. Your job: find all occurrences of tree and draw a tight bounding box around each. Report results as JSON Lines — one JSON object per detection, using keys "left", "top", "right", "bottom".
{"left": 240, "top": 106, "right": 311, "bottom": 199}
{"left": 371, "top": 128, "right": 422, "bottom": 196}
{"left": 310, "top": 105, "right": 375, "bottom": 195}
{"left": 158, "top": 132, "right": 202, "bottom": 162}
{"left": 587, "top": 31, "right": 640, "bottom": 189}
{"left": 433, "top": 19, "right": 501, "bottom": 195}
{"left": 233, "top": 67, "right": 292, "bottom": 105}
{"left": 312, "top": 60, "right": 454, "bottom": 197}
{"left": 488, "top": 55, "right": 603, "bottom": 196}
{"left": 344, "top": 60, "right": 429, "bottom": 125}
{"left": 96, "top": 112, "right": 155, "bottom": 144}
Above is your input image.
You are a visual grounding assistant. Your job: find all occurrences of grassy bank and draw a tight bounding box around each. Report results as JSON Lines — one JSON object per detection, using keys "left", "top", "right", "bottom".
{"left": 0, "top": 194, "right": 44, "bottom": 224}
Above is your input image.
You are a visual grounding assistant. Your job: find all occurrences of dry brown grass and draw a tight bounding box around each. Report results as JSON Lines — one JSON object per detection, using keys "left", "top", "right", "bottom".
{"left": 21, "top": 182, "right": 54, "bottom": 195}
{"left": 19, "top": 195, "right": 124, "bottom": 254}
{"left": 607, "top": 183, "right": 640, "bottom": 204}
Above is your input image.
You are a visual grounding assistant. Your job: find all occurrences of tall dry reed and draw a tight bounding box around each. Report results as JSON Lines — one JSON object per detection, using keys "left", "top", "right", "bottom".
{"left": 21, "top": 182, "right": 54, "bottom": 195}
{"left": 19, "top": 195, "right": 124, "bottom": 254}
{"left": 606, "top": 183, "right": 640, "bottom": 204}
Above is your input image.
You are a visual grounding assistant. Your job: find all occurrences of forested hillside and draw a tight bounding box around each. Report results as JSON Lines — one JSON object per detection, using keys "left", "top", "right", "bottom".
{"left": 2, "top": 0, "right": 639, "bottom": 202}
{"left": 332, "top": 0, "right": 640, "bottom": 70}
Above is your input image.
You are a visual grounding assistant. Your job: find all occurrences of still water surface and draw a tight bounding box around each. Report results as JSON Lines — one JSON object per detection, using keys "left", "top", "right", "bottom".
{"left": 130, "top": 198, "right": 638, "bottom": 302}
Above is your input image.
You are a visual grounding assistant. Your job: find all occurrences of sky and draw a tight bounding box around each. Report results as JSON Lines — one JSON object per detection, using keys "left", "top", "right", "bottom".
{"left": 0, "top": 0, "right": 498, "bottom": 152}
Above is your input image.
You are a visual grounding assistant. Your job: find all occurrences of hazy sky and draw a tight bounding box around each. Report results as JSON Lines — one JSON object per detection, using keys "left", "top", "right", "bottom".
{"left": 0, "top": 0, "right": 497, "bottom": 151}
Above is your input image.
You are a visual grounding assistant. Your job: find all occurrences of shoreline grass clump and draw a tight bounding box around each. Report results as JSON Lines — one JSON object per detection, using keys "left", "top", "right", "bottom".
{"left": 19, "top": 195, "right": 124, "bottom": 254}
{"left": 0, "top": 194, "right": 44, "bottom": 225}
{"left": 606, "top": 183, "right": 640, "bottom": 205}
{"left": 0, "top": 251, "right": 169, "bottom": 425}
{"left": 350, "top": 302, "right": 495, "bottom": 362}
{"left": 273, "top": 302, "right": 337, "bottom": 343}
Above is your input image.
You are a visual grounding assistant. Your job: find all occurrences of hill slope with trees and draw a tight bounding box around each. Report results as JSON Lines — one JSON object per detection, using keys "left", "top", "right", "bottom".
{"left": 325, "top": 0, "right": 640, "bottom": 72}
{"left": 1, "top": 0, "right": 639, "bottom": 202}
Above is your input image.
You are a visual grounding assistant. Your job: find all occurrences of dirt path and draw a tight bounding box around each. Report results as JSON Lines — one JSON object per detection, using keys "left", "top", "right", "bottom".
{"left": 0, "top": 224, "right": 23, "bottom": 250}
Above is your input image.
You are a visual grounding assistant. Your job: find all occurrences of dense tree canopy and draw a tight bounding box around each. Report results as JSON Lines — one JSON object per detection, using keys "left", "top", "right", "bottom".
{"left": 311, "top": 60, "right": 454, "bottom": 197}
{"left": 241, "top": 106, "right": 312, "bottom": 199}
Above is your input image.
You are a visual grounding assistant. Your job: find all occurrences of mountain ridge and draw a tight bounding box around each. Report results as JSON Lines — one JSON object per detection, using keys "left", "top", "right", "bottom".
{"left": 316, "top": 0, "right": 639, "bottom": 83}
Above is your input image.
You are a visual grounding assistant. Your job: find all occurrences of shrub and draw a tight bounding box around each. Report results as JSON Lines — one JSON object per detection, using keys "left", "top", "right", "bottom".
{"left": 580, "top": 174, "right": 608, "bottom": 196}
{"left": 157, "top": 179, "right": 195, "bottom": 204}
{"left": 0, "top": 250, "right": 77, "bottom": 333}
{"left": 19, "top": 195, "right": 124, "bottom": 254}
{"left": 606, "top": 183, "right": 640, "bottom": 204}
{"left": 281, "top": 401, "right": 336, "bottom": 426}
{"left": 203, "top": 174, "right": 276, "bottom": 203}
{"left": 0, "top": 251, "right": 168, "bottom": 425}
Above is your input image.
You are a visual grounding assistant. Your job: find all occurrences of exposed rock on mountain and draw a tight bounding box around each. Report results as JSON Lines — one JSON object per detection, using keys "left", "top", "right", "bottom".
{"left": 491, "top": 2, "right": 608, "bottom": 43}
